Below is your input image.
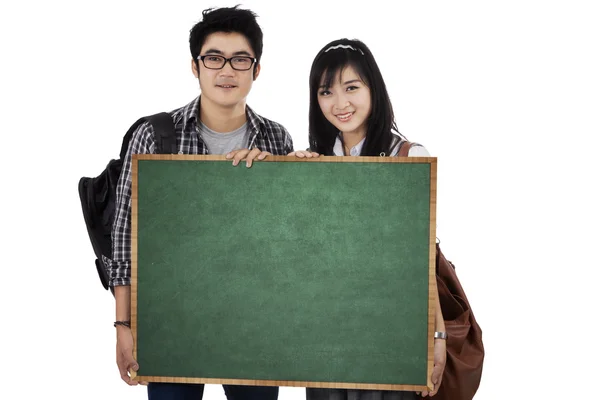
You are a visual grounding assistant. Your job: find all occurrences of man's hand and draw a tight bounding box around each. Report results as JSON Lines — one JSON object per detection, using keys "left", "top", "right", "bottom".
{"left": 226, "top": 148, "right": 271, "bottom": 167}
{"left": 418, "top": 338, "right": 447, "bottom": 397}
{"left": 287, "top": 150, "right": 320, "bottom": 158}
{"left": 116, "top": 326, "right": 139, "bottom": 386}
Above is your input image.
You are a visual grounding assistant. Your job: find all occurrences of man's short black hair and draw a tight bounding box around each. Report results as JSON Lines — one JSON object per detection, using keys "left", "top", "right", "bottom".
{"left": 189, "top": 5, "right": 263, "bottom": 66}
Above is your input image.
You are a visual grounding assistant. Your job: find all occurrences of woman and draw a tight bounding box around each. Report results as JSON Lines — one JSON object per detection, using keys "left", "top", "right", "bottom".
{"left": 291, "top": 38, "right": 447, "bottom": 400}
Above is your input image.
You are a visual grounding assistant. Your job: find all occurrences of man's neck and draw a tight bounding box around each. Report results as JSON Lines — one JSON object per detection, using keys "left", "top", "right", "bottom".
{"left": 199, "top": 97, "right": 247, "bottom": 133}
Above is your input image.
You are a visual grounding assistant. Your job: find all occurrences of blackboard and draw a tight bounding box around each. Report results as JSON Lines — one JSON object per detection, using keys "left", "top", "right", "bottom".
{"left": 131, "top": 155, "right": 437, "bottom": 392}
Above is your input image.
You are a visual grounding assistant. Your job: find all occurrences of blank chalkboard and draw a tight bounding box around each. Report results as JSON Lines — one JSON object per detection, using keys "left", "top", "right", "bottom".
{"left": 131, "top": 155, "right": 437, "bottom": 392}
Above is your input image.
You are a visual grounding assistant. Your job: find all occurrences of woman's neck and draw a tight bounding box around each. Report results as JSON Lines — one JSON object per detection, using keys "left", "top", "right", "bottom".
{"left": 341, "top": 131, "right": 366, "bottom": 155}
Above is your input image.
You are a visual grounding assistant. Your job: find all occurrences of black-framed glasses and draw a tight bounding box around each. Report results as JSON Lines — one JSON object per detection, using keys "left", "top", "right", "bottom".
{"left": 197, "top": 55, "right": 257, "bottom": 71}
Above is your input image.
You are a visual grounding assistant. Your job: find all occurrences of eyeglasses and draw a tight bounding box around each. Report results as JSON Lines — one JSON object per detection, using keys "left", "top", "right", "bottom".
{"left": 197, "top": 55, "right": 257, "bottom": 71}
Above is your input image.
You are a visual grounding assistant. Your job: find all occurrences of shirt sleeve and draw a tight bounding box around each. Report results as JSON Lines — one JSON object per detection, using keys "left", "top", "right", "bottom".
{"left": 108, "top": 122, "right": 156, "bottom": 287}
{"left": 283, "top": 127, "right": 294, "bottom": 155}
{"left": 407, "top": 145, "right": 431, "bottom": 157}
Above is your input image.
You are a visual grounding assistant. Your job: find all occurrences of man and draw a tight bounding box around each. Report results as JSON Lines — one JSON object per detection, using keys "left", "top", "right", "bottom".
{"left": 107, "top": 5, "right": 293, "bottom": 400}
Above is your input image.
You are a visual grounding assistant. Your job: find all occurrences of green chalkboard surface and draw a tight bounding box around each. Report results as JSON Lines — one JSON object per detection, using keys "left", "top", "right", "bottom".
{"left": 131, "top": 155, "right": 437, "bottom": 391}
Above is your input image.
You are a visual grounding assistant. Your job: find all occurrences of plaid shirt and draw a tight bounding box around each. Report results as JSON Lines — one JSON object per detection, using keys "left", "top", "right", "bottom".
{"left": 106, "top": 96, "right": 294, "bottom": 287}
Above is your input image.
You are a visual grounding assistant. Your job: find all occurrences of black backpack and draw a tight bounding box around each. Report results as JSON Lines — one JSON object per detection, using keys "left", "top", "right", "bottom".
{"left": 78, "top": 112, "right": 177, "bottom": 293}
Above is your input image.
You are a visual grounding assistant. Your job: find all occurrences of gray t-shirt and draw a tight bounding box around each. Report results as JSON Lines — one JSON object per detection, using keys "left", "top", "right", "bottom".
{"left": 198, "top": 121, "right": 249, "bottom": 155}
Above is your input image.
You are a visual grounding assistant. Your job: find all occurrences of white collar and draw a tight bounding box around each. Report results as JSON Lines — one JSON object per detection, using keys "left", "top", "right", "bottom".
{"left": 333, "top": 131, "right": 403, "bottom": 156}
{"left": 333, "top": 135, "right": 365, "bottom": 156}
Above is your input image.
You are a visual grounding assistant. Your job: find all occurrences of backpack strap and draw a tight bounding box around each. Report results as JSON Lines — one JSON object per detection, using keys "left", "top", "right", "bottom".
{"left": 119, "top": 116, "right": 148, "bottom": 160}
{"left": 118, "top": 112, "right": 177, "bottom": 159}
{"left": 148, "top": 112, "right": 177, "bottom": 154}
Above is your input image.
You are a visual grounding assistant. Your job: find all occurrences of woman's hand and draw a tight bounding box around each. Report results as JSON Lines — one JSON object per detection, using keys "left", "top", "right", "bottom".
{"left": 287, "top": 150, "right": 320, "bottom": 158}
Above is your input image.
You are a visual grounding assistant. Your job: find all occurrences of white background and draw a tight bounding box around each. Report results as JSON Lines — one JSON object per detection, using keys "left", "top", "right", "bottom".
{"left": 1, "top": 0, "right": 599, "bottom": 399}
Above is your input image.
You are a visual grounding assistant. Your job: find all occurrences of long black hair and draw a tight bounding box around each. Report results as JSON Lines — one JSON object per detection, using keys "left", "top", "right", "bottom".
{"left": 308, "top": 38, "right": 404, "bottom": 155}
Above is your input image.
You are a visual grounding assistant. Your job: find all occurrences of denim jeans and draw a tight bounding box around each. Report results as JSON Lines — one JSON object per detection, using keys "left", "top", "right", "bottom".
{"left": 147, "top": 382, "right": 278, "bottom": 400}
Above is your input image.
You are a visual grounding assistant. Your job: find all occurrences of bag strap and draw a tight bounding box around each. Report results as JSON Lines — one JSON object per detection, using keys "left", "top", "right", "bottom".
{"left": 119, "top": 116, "right": 147, "bottom": 160}
{"left": 398, "top": 140, "right": 412, "bottom": 157}
{"left": 118, "top": 112, "right": 177, "bottom": 159}
{"left": 397, "top": 140, "right": 424, "bottom": 157}
{"left": 148, "top": 112, "right": 177, "bottom": 155}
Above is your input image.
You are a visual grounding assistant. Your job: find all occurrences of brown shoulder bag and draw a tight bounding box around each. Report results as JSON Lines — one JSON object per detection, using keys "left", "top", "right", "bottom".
{"left": 399, "top": 141, "right": 485, "bottom": 400}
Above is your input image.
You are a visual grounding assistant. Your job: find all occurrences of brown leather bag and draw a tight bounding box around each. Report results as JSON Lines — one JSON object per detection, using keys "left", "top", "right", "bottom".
{"left": 399, "top": 141, "right": 485, "bottom": 400}
{"left": 432, "top": 244, "right": 484, "bottom": 400}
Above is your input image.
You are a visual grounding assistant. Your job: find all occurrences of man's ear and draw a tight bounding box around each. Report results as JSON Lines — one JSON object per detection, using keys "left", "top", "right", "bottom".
{"left": 253, "top": 63, "right": 261, "bottom": 81}
{"left": 191, "top": 59, "right": 199, "bottom": 78}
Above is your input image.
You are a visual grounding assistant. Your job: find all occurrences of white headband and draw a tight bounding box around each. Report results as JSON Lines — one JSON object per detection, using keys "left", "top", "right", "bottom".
{"left": 323, "top": 44, "right": 364, "bottom": 55}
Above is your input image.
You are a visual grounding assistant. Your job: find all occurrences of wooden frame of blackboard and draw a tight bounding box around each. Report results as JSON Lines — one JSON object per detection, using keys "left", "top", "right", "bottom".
{"left": 130, "top": 154, "right": 437, "bottom": 392}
